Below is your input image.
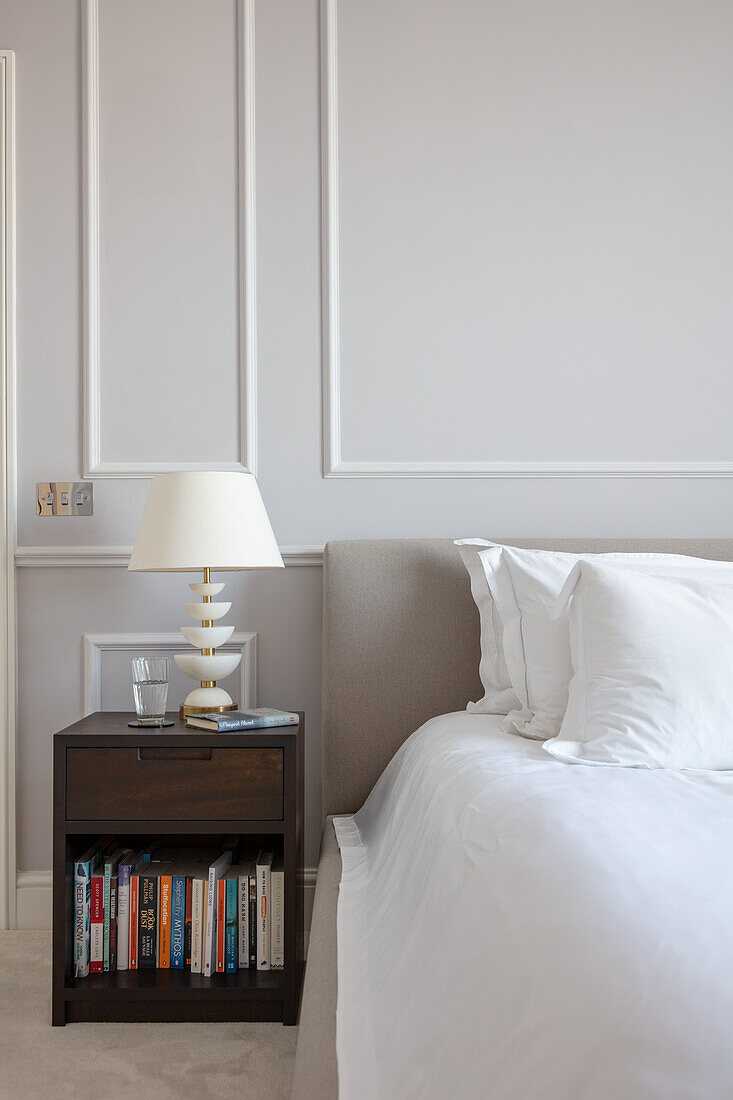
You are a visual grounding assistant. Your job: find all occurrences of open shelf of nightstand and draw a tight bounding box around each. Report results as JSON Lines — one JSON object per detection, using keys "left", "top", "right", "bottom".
{"left": 52, "top": 713, "right": 304, "bottom": 1026}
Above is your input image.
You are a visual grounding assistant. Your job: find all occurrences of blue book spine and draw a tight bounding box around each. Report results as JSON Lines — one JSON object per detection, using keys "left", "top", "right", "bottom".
{"left": 225, "top": 878, "right": 238, "bottom": 973}
{"left": 170, "top": 875, "right": 186, "bottom": 970}
{"left": 73, "top": 856, "right": 94, "bottom": 978}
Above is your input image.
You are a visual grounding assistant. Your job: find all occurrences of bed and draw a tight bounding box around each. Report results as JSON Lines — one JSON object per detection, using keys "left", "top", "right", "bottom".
{"left": 291, "top": 537, "right": 733, "bottom": 1100}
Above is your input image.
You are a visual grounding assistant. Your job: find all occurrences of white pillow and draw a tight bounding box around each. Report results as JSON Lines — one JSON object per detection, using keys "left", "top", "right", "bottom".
{"left": 477, "top": 543, "right": 733, "bottom": 740}
{"left": 454, "top": 540, "right": 519, "bottom": 714}
{"left": 544, "top": 561, "right": 733, "bottom": 770}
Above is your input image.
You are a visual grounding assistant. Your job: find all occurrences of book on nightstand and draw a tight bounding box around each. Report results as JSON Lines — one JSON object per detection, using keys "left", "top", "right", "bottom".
{"left": 271, "top": 855, "right": 284, "bottom": 970}
{"left": 185, "top": 708, "right": 299, "bottom": 732}
{"left": 256, "top": 850, "right": 274, "bottom": 970}
{"left": 238, "top": 860, "right": 254, "bottom": 969}
{"left": 203, "top": 852, "right": 232, "bottom": 977}
{"left": 190, "top": 874, "right": 207, "bottom": 975}
{"left": 158, "top": 870, "right": 172, "bottom": 968}
{"left": 73, "top": 841, "right": 106, "bottom": 979}
{"left": 138, "top": 864, "right": 170, "bottom": 969}
{"left": 103, "top": 848, "right": 129, "bottom": 972}
{"left": 90, "top": 869, "right": 104, "bottom": 973}
{"left": 116, "top": 851, "right": 143, "bottom": 971}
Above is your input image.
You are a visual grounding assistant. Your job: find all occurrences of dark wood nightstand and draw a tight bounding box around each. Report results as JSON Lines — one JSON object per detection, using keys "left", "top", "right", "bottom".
{"left": 52, "top": 712, "right": 304, "bottom": 1026}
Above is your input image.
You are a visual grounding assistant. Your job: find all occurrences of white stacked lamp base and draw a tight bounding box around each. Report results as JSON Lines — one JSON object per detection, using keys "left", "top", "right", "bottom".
{"left": 174, "top": 575, "right": 242, "bottom": 718}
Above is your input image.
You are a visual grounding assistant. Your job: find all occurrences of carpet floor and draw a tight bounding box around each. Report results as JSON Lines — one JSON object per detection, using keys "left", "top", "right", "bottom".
{"left": 0, "top": 931, "right": 297, "bottom": 1099}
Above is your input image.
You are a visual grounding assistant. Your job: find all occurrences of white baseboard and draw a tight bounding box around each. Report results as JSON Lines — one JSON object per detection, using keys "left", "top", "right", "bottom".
{"left": 16, "top": 867, "right": 319, "bottom": 939}
{"left": 16, "top": 872, "right": 52, "bottom": 930}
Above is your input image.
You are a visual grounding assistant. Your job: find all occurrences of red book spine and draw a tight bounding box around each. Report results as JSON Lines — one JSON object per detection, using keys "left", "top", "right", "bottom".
{"left": 216, "top": 880, "right": 226, "bottom": 973}
{"left": 90, "top": 875, "right": 104, "bottom": 973}
{"left": 129, "top": 875, "right": 139, "bottom": 970}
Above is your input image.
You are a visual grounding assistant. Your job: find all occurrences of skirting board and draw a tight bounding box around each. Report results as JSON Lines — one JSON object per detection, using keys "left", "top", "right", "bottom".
{"left": 17, "top": 868, "right": 318, "bottom": 951}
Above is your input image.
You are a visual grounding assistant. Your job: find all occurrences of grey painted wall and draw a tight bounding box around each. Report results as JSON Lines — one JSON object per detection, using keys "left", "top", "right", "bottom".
{"left": 4, "top": 0, "right": 733, "bottom": 876}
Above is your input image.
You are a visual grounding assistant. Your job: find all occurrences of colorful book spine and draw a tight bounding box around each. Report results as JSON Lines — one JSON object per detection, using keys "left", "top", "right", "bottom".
{"left": 129, "top": 868, "right": 140, "bottom": 970}
{"left": 249, "top": 875, "right": 257, "bottom": 968}
{"left": 102, "top": 850, "right": 125, "bottom": 972}
{"left": 158, "top": 874, "right": 172, "bottom": 968}
{"left": 204, "top": 853, "right": 232, "bottom": 977}
{"left": 138, "top": 872, "right": 158, "bottom": 969}
{"left": 109, "top": 875, "right": 118, "bottom": 970}
{"left": 191, "top": 879, "right": 205, "bottom": 974}
{"left": 73, "top": 844, "right": 101, "bottom": 979}
{"left": 256, "top": 850, "right": 274, "bottom": 970}
{"left": 271, "top": 856, "right": 284, "bottom": 970}
{"left": 170, "top": 874, "right": 186, "bottom": 970}
{"left": 116, "top": 862, "right": 131, "bottom": 971}
{"left": 238, "top": 871, "right": 249, "bottom": 969}
{"left": 225, "top": 877, "right": 238, "bottom": 973}
{"left": 90, "top": 871, "right": 104, "bottom": 973}
{"left": 216, "top": 879, "right": 226, "bottom": 973}
{"left": 184, "top": 877, "right": 193, "bottom": 969}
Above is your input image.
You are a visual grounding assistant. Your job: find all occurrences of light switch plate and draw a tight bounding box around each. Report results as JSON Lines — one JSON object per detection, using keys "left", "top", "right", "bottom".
{"left": 37, "top": 482, "right": 93, "bottom": 516}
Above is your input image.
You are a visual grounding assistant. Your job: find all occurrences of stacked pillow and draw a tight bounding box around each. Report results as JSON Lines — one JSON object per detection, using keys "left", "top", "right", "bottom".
{"left": 456, "top": 539, "right": 733, "bottom": 770}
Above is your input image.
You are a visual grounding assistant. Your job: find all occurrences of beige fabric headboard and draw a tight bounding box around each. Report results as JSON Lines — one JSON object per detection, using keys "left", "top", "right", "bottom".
{"left": 321, "top": 537, "right": 733, "bottom": 819}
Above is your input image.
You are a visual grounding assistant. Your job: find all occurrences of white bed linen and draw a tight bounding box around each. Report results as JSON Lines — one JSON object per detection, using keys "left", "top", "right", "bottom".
{"left": 334, "top": 712, "right": 733, "bottom": 1100}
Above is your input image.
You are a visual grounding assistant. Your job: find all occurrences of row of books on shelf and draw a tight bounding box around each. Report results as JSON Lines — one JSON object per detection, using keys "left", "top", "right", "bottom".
{"left": 73, "top": 839, "right": 284, "bottom": 979}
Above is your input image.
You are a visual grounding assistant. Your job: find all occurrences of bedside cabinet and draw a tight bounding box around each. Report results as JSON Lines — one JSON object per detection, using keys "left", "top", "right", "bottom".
{"left": 52, "top": 712, "right": 304, "bottom": 1026}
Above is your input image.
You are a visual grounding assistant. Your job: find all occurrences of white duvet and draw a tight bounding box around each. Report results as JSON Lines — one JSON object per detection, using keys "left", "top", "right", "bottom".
{"left": 334, "top": 712, "right": 733, "bottom": 1100}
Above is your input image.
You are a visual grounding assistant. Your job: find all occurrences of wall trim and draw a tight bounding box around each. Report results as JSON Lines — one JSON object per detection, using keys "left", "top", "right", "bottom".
{"left": 15, "top": 545, "right": 324, "bottom": 567}
{"left": 318, "top": 0, "right": 733, "bottom": 480}
{"left": 82, "top": 631, "right": 257, "bottom": 715}
{"left": 326, "top": 460, "right": 733, "bottom": 479}
{"left": 16, "top": 868, "right": 318, "bottom": 935}
{"left": 81, "top": 0, "right": 257, "bottom": 478}
{"left": 0, "top": 51, "right": 17, "bottom": 930}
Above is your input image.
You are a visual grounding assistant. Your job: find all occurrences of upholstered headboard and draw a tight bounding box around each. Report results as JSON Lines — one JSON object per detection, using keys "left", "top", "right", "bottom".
{"left": 321, "top": 537, "right": 733, "bottom": 818}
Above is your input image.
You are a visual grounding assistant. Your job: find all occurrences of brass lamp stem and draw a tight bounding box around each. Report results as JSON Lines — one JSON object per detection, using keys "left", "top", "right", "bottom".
{"left": 201, "top": 565, "right": 214, "bottom": 664}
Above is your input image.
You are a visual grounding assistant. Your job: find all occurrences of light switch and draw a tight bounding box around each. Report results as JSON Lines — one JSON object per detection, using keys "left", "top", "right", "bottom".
{"left": 36, "top": 482, "right": 93, "bottom": 516}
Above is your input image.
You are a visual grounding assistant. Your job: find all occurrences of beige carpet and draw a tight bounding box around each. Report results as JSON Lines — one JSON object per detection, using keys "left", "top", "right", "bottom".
{"left": 0, "top": 931, "right": 297, "bottom": 1100}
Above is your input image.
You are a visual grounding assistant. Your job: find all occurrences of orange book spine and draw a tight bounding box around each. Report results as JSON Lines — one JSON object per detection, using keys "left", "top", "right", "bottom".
{"left": 158, "top": 876, "right": 172, "bottom": 968}
{"left": 129, "top": 875, "right": 139, "bottom": 970}
{"left": 216, "top": 880, "right": 226, "bottom": 973}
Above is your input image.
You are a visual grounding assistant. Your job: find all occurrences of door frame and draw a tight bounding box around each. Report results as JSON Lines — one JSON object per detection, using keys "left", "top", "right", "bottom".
{"left": 1, "top": 49, "right": 17, "bottom": 930}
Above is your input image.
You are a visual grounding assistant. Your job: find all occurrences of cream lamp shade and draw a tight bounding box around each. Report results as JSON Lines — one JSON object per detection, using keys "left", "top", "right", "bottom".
{"left": 128, "top": 471, "right": 284, "bottom": 572}
{"left": 128, "top": 471, "right": 283, "bottom": 717}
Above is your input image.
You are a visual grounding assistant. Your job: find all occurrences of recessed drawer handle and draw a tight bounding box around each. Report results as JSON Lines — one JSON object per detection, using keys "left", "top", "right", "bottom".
{"left": 137, "top": 747, "right": 213, "bottom": 762}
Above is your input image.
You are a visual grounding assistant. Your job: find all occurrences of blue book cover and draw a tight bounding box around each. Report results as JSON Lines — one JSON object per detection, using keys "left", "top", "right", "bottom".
{"left": 186, "top": 708, "right": 299, "bottom": 732}
{"left": 73, "top": 843, "right": 103, "bottom": 978}
{"left": 225, "top": 876, "right": 238, "bottom": 973}
{"left": 170, "top": 873, "right": 187, "bottom": 970}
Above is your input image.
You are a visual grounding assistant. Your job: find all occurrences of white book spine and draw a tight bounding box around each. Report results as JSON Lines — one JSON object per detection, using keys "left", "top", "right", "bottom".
{"left": 202, "top": 852, "right": 231, "bottom": 977}
{"left": 238, "top": 875, "right": 249, "bottom": 968}
{"left": 116, "top": 880, "right": 130, "bottom": 971}
{"left": 271, "top": 868, "right": 284, "bottom": 969}
{"left": 191, "top": 880, "right": 204, "bottom": 974}
{"left": 257, "top": 862, "right": 271, "bottom": 970}
{"left": 203, "top": 868, "right": 217, "bottom": 977}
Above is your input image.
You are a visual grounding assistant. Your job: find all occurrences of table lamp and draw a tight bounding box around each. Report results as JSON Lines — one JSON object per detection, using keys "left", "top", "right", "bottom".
{"left": 128, "top": 471, "right": 283, "bottom": 717}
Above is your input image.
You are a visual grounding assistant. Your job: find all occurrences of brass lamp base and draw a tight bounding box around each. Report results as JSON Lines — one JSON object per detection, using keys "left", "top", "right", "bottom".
{"left": 179, "top": 702, "right": 239, "bottom": 719}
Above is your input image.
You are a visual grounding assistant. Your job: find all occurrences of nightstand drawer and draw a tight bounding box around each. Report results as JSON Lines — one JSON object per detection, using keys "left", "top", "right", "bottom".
{"left": 65, "top": 746, "right": 283, "bottom": 821}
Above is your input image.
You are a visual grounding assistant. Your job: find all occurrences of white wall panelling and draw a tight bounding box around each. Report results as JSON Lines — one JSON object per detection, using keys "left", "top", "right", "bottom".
{"left": 321, "top": 0, "right": 733, "bottom": 477}
{"left": 82, "top": 0, "right": 257, "bottom": 477}
{"left": 0, "top": 50, "right": 16, "bottom": 930}
{"left": 15, "top": 545, "right": 325, "bottom": 567}
{"left": 82, "top": 631, "right": 256, "bottom": 716}
{"left": 7, "top": 0, "right": 733, "bottom": 924}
